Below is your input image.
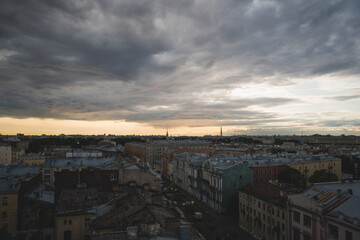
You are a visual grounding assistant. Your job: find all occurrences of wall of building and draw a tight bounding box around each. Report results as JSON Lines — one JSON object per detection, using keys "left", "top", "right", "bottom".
{"left": 250, "top": 165, "right": 290, "bottom": 184}
{"left": 55, "top": 213, "right": 92, "bottom": 240}
{"left": 162, "top": 146, "right": 215, "bottom": 178}
{"left": 119, "top": 168, "right": 161, "bottom": 192}
{"left": 290, "top": 158, "right": 342, "bottom": 181}
{"left": 124, "top": 143, "right": 146, "bottom": 160}
{"left": 0, "top": 146, "right": 12, "bottom": 166}
{"left": 239, "top": 192, "right": 288, "bottom": 240}
{"left": 221, "top": 162, "right": 253, "bottom": 211}
{"left": 0, "top": 192, "right": 18, "bottom": 231}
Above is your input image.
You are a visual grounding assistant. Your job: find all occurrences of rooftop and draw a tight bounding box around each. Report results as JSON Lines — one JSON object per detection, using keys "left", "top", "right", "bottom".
{"left": 42, "top": 157, "right": 115, "bottom": 168}
{"left": 0, "top": 163, "right": 41, "bottom": 180}
{"left": 240, "top": 183, "right": 288, "bottom": 206}
{"left": 0, "top": 180, "right": 21, "bottom": 193}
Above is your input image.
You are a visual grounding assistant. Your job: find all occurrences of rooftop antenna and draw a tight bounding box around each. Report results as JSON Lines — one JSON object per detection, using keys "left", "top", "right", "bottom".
{"left": 220, "top": 126, "right": 223, "bottom": 137}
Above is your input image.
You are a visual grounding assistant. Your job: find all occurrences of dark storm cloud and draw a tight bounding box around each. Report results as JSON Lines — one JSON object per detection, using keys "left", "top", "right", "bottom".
{"left": 0, "top": 0, "right": 359, "bottom": 128}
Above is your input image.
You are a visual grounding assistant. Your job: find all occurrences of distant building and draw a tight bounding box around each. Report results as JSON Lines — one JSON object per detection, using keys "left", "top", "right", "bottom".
{"left": 146, "top": 140, "right": 211, "bottom": 167}
{"left": 65, "top": 151, "right": 102, "bottom": 158}
{"left": 288, "top": 154, "right": 342, "bottom": 181}
{"left": 21, "top": 153, "right": 46, "bottom": 165}
{"left": 239, "top": 184, "right": 289, "bottom": 240}
{"left": 124, "top": 142, "right": 147, "bottom": 160}
{"left": 216, "top": 147, "right": 250, "bottom": 157}
{"left": 0, "top": 145, "right": 12, "bottom": 166}
{"left": 11, "top": 148, "right": 25, "bottom": 163}
{"left": 162, "top": 146, "right": 215, "bottom": 178}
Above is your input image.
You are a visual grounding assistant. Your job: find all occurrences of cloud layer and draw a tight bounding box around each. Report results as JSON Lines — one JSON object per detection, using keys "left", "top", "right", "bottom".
{"left": 1, "top": 0, "right": 360, "bottom": 134}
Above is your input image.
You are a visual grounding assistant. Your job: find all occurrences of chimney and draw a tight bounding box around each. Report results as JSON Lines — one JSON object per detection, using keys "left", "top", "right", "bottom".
{"left": 336, "top": 189, "right": 342, "bottom": 197}
{"left": 126, "top": 226, "right": 138, "bottom": 239}
{"left": 180, "top": 225, "right": 190, "bottom": 240}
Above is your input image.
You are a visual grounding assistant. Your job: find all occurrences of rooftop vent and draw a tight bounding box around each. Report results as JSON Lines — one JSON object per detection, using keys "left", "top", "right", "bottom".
{"left": 336, "top": 189, "right": 342, "bottom": 197}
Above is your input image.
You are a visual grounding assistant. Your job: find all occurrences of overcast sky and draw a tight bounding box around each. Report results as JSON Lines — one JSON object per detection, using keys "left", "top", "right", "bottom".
{"left": 1, "top": 0, "right": 360, "bottom": 135}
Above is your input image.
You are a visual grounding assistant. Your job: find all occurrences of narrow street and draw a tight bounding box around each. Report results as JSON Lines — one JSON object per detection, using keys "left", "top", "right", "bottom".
{"left": 163, "top": 181, "right": 253, "bottom": 240}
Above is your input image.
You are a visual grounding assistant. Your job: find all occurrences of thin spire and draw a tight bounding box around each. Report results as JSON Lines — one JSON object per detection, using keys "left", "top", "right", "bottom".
{"left": 220, "top": 126, "right": 222, "bottom": 137}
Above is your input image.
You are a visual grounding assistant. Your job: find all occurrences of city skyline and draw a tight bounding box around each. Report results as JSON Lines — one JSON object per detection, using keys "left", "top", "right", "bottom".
{"left": 1, "top": 0, "right": 360, "bottom": 136}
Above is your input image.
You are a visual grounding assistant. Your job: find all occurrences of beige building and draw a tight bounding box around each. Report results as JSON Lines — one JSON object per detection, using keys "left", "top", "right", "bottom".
{"left": 289, "top": 156, "right": 342, "bottom": 181}
{"left": 21, "top": 153, "right": 46, "bottom": 165}
{"left": 55, "top": 213, "right": 92, "bottom": 240}
{"left": 0, "top": 181, "right": 21, "bottom": 232}
{"left": 239, "top": 184, "right": 289, "bottom": 240}
{"left": 0, "top": 146, "right": 12, "bottom": 166}
{"left": 11, "top": 148, "right": 25, "bottom": 163}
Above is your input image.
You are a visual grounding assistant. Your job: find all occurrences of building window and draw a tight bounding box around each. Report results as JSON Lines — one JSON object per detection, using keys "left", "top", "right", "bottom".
{"left": 303, "top": 214, "right": 311, "bottom": 228}
{"left": 85, "top": 218, "right": 91, "bottom": 228}
{"left": 85, "top": 236, "right": 90, "bottom": 240}
{"left": 44, "top": 175, "right": 51, "bottom": 182}
{"left": 110, "top": 173, "right": 117, "bottom": 181}
{"left": 346, "top": 230, "right": 353, "bottom": 240}
{"left": 282, "top": 212, "right": 285, "bottom": 220}
{"left": 293, "top": 211, "right": 300, "bottom": 223}
{"left": 69, "top": 220, "right": 72, "bottom": 225}
{"left": 293, "top": 229, "right": 300, "bottom": 240}
{"left": 2, "top": 197, "right": 8, "bottom": 205}
{"left": 282, "top": 223, "right": 285, "bottom": 231}
{"left": 329, "top": 224, "right": 338, "bottom": 240}
{"left": 64, "top": 220, "right": 67, "bottom": 225}
{"left": 64, "top": 231, "right": 72, "bottom": 240}
{"left": 304, "top": 234, "right": 312, "bottom": 240}
{"left": 2, "top": 212, "right": 7, "bottom": 221}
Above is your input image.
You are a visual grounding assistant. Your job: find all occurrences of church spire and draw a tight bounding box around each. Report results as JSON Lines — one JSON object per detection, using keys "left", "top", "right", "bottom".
{"left": 220, "top": 126, "right": 222, "bottom": 137}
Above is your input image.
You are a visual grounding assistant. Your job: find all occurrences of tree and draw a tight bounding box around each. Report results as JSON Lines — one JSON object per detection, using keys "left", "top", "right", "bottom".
{"left": 309, "top": 170, "right": 338, "bottom": 183}
{"left": 278, "top": 168, "right": 307, "bottom": 189}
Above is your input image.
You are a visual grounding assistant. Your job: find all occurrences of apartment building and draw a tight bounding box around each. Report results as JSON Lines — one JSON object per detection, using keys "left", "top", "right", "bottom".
{"left": 288, "top": 181, "right": 360, "bottom": 240}
{"left": 289, "top": 155, "right": 342, "bottom": 180}
{"left": 239, "top": 184, "right": 289, "bottom": 240}
{"left": 171, "top": 153, "right": 253, "bottom": 212}
{"left": 0, "top": 180, "right": 21, "bottom": 231}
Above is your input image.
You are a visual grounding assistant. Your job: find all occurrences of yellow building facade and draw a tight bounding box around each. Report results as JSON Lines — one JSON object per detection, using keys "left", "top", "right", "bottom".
{"left": 0, "top": 187, "right": 19, "bottom": 231}
{"left": 239, "top": 184, "right": 289, "bottom": 240}
{"left": 290, "top": 157, "right": 342, "bottom": 181}
{"left": 55, "top": 214, "right": 92, "bottom": 240}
